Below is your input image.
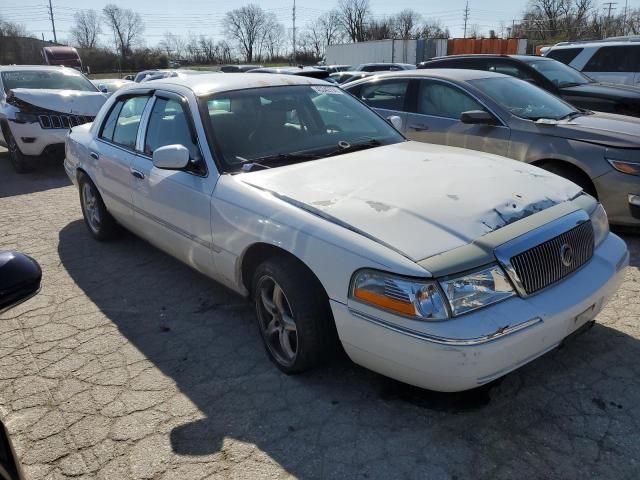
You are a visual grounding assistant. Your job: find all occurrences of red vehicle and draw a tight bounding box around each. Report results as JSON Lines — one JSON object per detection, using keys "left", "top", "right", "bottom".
{"left": 42, "top": 46, "right": 82, "bottom": 70}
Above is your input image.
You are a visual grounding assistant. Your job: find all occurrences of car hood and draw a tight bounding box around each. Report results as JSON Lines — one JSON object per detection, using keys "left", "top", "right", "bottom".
{"left": 562, "top": 82, "right": 640, "bottom": 101}
{"left": 239, "top": 141, "right": 581, "bottom": 262}
{"left": 537, "top": 111, "right": 640, "bottom": 148}
{"left": 8, "top": 88, "right": 107, "bottom": 115}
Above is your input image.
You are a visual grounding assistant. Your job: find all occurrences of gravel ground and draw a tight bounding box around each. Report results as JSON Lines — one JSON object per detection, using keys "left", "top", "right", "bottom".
{"left": 1, "top": 149, "right": 639, "bottom": 480}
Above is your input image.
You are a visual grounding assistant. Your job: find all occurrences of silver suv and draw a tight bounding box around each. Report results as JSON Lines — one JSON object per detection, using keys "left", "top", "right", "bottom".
{"left": 544, "top": 37, "right": 640, "bottom": 86}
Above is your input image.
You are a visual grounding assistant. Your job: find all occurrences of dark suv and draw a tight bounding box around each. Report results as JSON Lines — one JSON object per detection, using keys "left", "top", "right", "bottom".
{"left": 419, "top": 55, "right": 640, "bottom": 117}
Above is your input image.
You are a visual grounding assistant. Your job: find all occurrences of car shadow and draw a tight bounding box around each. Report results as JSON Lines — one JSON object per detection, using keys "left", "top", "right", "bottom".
{"left": 57, "top": 220, "right": 640, "bottom": 478}
{"left": 0, "top": 150, "right": 71, "bottom": 198}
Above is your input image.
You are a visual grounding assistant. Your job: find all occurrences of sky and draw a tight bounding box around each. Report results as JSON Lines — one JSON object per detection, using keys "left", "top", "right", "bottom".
{"left": 3, "top": 0, "right": 640, "bottom": 47}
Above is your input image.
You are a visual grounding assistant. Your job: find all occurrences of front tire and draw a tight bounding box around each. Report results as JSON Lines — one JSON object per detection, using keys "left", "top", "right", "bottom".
{"left": 252, "top": 256, "right": 334, "bottom": 374}
{"left": 79, "top": 174, "right": 119, "bottom": 241}
{"left": 6, "top": 129, "right": 33, "bottom": 173}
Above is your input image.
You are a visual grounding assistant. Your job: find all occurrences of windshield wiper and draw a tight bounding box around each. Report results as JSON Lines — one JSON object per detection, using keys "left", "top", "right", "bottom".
{"left": 558, "top": 111, "right": 583, "bottom": 120}
{"left": 325, "top": 138, "right": 382, "bottom": 157}
{"left": 236, "top": 152, "right": 321, "bottom": 171}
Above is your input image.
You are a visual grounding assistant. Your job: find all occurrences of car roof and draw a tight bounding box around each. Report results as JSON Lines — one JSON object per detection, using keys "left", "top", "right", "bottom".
{"left": 549, "top": 37, "right": 640, "bottom": 48}
{"left": 425, "top": 54, "right": 546, "bottom": 63}
{"left": 348, "top": 68, "right": 508, "bottom": 83}
{"left": 0, "top": 65, "right": 81, "bottom": 72}
{"left": 140, "top": 72, "right": 330, "bottom": 96}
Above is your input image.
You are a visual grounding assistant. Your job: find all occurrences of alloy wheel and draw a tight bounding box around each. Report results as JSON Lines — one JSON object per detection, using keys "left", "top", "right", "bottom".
{"left": 82, "top": 182, "right": 101, "bottom": 234}
{"left": 256, "top": 275, "right": 299, "bottom": 367}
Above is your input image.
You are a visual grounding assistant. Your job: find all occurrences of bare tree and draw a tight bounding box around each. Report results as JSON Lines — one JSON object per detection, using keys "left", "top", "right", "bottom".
{"left": 159, "top": 32, "right": 185, "bottom": 60}
{"left": 318, "top": 10, "right": 344, "bottom": 46}
{"left": 224, "top": 4, "right": 270, "bottom": 62}
{"left": 338, "top": 0, "right": 371, "bottom": 42}
{"left": 71, "top": 10, "right": 101, "bottom": 49}
{"left": 517, "top": 0, "right": 594, "bottom": 41}
{"left": 102, "top": 4, "right": 144, "bottom": 58}
{"left": 392, "top": 9, "right": 422, "bottom": 39}
{"left": 262, "top": 15, "right": 286, "bottom": 60}
{"left": 416, "top": 19, "right": 450, "bottom": 38}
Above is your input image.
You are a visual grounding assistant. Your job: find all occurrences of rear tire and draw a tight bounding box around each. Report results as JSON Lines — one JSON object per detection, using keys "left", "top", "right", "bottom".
{"left": 78, "top": 173, "right": 119, "bottom": 241}
{"left": 252, "top": 256, "right": 335, "bottom": 374}
{"left": 6, "top": 129, "right": 33, "bottom": 174}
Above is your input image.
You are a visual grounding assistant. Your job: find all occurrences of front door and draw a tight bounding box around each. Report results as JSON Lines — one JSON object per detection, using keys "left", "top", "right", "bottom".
{"left": 405, "top": 79, "right": 511, "bottom": 157}
{"left": 130, "top": 92, "right": 218, "bottom": 275}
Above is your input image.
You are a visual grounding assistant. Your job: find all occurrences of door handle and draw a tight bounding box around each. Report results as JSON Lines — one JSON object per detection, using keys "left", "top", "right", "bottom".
{"left": 130, "top": 168, "right": 145, "bottom": 180}
{"left": 89, "top": 151, "right": 99, "bottom": 160}
{"left": 409, "top": 124, "right": 429, "bottom": 131}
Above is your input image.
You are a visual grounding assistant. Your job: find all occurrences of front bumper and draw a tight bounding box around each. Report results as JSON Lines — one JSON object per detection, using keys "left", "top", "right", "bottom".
{"left": 8, "top": 120, "right": 68, "bottom": 157}
{"left": 594, "top": 168, "right": 640, "bottom": 226}
{"left": 332, "top": 233, "right": 629, "bottom": 392}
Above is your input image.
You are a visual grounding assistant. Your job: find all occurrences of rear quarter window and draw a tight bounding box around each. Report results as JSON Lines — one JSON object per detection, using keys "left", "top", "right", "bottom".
{"left": 584, "top": 46, "right": 640, "bottom": 72}
{"left": 546, "top": 48, "right": 583, "bottom": 65}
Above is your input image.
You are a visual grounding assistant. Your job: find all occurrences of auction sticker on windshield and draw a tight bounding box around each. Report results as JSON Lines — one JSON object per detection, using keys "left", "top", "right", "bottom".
{"left": 311, "top": 86, "right": 343, "bottom": 95}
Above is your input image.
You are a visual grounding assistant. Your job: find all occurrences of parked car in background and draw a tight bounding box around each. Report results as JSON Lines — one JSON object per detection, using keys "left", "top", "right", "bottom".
{"left": 354, "top": 62, "right": 416, "bottom": 72}
{"left": 544, "top": 37, "right": 640, "bottom": 86}
{"left": 90, "top": 78, "right": 133, "bottom": 96}
{"left": 246, "top": 66, "right": 330, "bottom": 80}
{"left": 64, "top": 73, "right": 628, "bottom": 392}
{"left": 41, "top": 46, "right": 82, "bottom": 70}
{"left": 0, "top": 66, "right": 107, "bottom": 173}
{"left": 316, "top": 64, "right": 351, "bottom": 73}
{"left": 220, "top": 65, "right": 263, "bottom": 73}
{"left": 345, "top": 69, "right": 640, "bottom": 227}
{"left": 330, "top": 71, "right": 373, "bottom": 85}
{"left": 139, "top": 69, "right": 210, "bottom": 83}
{"left": 419, "top": 55, "right": 640, "bottom": 117}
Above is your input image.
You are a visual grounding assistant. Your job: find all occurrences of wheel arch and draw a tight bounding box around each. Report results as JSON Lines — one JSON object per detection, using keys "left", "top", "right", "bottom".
{"left": 530, "top": 158, "right": 598, "bottom": 198}
{"left": 239, "top": 242, "right": 329, "bottom": 302}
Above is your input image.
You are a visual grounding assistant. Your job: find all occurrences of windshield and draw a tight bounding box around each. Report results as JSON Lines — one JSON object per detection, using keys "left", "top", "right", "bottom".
{"left": 1, "top": 70, "right": 97, "bottom": 93}
{"left": 527, "top": 59, "right": 592, "bottom": 87}
{"left": 470, "top": 77, "right": 578, "bottom": 121}
{"left": 202, "top": 85, "right": 404, "bottom": 171}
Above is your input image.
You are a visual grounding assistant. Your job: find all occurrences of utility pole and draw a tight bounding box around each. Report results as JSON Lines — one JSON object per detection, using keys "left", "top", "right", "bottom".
{"left": 603, "top": 2, "right": 617, "bottom": 39}
{"left": 623, "top": 0, "right": 629, "bottom": 36}
{"left": 463, "top": 1, "right": 470, "bottom": 39}
{"left": 292, "top": 0, "right": 297, "bottom": 65}
{"left": 48, "top": 0, "right": 57, "bottom": 43}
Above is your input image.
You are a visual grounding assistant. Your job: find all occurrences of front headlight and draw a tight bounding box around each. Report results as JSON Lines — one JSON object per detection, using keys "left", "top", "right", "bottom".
{"left": 440, "top": 264, "right": 515, "bottom": 316}
{"left": 350, "top": 269, "right": 449, "bottom": 320}
{"left": 590, "top": 203, "right": 609, "bottom": 248}
{"left": 14, "top": 112, "right": 39, "bottom": 124}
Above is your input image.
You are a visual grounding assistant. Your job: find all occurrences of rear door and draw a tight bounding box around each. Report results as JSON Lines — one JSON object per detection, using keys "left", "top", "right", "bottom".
{"left": 352, "top": 78, "right": 410, "bottom": 129}
{"left": 92, "top": 94, "right": 151, "bottom": 225}
{"left": 130, "top": 90, "right": 217, "bottom": 273}
{"left": 405, "top": 79, "right": 510, "bottom": 156}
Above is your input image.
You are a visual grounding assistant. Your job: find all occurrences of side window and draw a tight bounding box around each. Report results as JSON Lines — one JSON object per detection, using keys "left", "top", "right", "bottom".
{"left": 100, "top": 96, "right": 149, "bottom": 149}
{"left": 486, "top": 61, "right": 534, "bottom": 81}
{"left": 417, "top": 81, "right": 485, "bottom": 119}
{"left": 546, "top": 48, "right": 583, "bottom": 65}
{"left": 359, "top": 80, "right": 410, "bottom": 111}
{"left": 584, "top": 46, "right": 640, "bottom": 72}
{"left": 144, "top": 97, "right": 202, "bottom": 161}
{"left": 99, "top": 102, "right": 122, "bottom": 142}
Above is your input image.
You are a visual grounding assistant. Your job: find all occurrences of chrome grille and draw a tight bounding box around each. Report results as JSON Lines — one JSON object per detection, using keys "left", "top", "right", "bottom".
{"left": 38, "top": 114, "right": 94, "bottom": 129}
{"left": 510, "top": 221, "right": 594, "bottom": 295}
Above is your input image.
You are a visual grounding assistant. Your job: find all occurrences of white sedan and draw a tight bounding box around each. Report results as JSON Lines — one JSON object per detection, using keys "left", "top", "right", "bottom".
{"left": 64, "top": 74, "right": 629, "bottom": 392}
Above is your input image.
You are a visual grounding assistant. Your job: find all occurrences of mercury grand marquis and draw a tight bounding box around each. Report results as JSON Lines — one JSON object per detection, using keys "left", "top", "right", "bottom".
{"left": 64, "top": 73, "right": 629, "bottom": 392}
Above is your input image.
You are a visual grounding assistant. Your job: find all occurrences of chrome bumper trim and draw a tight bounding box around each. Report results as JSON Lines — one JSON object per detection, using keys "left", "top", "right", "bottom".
{"left": 348, "top": 308, "right": 542, "bottom": 346}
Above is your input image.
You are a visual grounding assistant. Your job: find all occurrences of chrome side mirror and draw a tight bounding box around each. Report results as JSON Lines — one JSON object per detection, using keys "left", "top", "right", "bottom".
{"left": 152, "top": 144, "right": 190, "bottom": 170}
{"left": 387, "top": 115, "right": 403, "bottom": 130}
